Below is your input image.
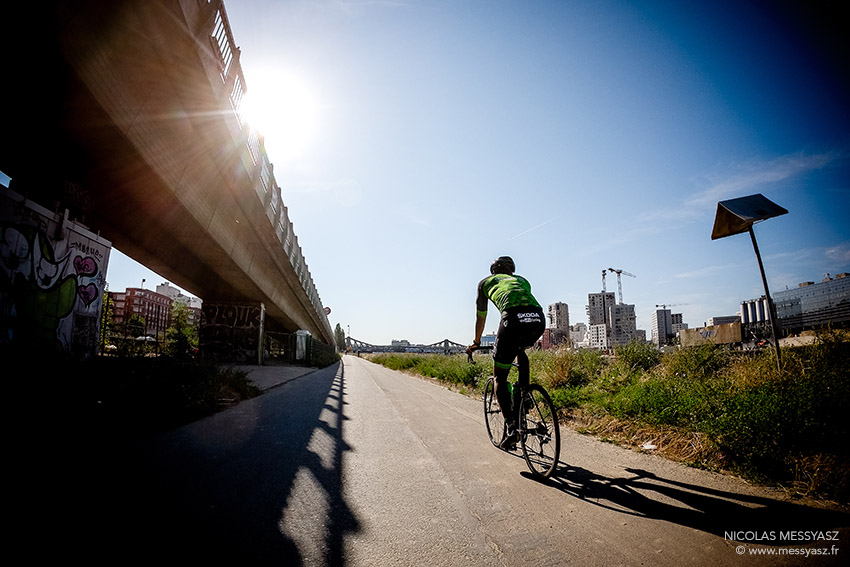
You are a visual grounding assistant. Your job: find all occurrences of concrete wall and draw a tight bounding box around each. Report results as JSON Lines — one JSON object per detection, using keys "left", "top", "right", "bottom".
{"left": 679, "top": 322, "right": 742, "bottom": 347}
{"left": 199, "top": 302, "right": 265, "bottom": 364}
{"left": 1, "top": 188, "right": 112, "bottom": 357}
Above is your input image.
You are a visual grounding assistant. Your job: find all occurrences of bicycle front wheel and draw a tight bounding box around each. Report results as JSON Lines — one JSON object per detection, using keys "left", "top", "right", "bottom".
{"left": 483, "top": 377, "right": 505, "bottom": 447}
{"left": 519, "top": 384, "right": 560, "bottom": 478}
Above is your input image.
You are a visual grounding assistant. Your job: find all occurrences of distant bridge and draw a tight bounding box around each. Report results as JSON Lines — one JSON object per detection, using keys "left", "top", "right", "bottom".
{"left": 346, "top": 338, "right": 467, "bottom": 355}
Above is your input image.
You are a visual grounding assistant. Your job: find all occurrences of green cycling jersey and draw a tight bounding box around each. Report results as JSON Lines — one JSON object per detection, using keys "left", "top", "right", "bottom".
{"left": 476, "top": 273, "right": 541, "bottom": 315}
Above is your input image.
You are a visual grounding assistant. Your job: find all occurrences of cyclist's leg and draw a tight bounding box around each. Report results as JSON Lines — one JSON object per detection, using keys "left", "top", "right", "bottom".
{"left": 514, "top": 307, "right": 544, "bottom": 413}
{"left": 508, "top": 348, "right": 526, "bottom": 422}
{"left": 515, "top": 348, "right": 529, "bottom": 399}
{"left": 493, "top": 364, "right": 513, "bottom": 423}
{"left": 492, "top": 310, "right": 518, "bottom": 425}
{"left": 494, "top": 363, "right": 519, "bottom": 449}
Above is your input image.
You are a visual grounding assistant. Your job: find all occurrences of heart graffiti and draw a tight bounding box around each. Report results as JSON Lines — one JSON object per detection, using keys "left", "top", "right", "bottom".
{"left": 78, "top": 283, "right": 99, "bottom": 306}
{"left": 73, "top": 255, "right": 98, "bottom": 277}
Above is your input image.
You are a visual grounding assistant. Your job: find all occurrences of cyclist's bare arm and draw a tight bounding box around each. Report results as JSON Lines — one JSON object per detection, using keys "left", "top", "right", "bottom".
{"left": 473, "top": 312, "right": 487, "bottom": 345}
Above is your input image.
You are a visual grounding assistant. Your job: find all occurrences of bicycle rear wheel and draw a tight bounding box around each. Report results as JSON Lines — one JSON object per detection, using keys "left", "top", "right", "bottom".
{"left": 483, "top": 377, "right": 505, "bottom": 447}
{"left": 519, "top": 384, "right": 560, "bottom": 478}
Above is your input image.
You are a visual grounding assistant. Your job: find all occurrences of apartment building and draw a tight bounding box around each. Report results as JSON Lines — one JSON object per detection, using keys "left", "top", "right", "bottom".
{"left": 609, "top": 303, "right": 638, "bottom": 347}
{"left": 546, "top": 302, "right": 570, "bottom": 347}
{"left": 586, "top": 292, "right": 637, "bottom": 348}
{"left": 651, "top": 310, "right": 667, "bottom": 347}
{"left": 548, "top": 302, "right": 570, "bottom": 332}
{"left": 587, "top": 292, "right": 616, "bottom": 327}
{"left": 588, "top": 323, "right": 609, "bottom": 350}
{"left": 570, "top": 322, "right": 588, "bottom": 346}
{"left": 156, "top": 282, "right": 203, "bottom": 328}
{"left": 110, "top": 287, "right": 172, "bottom": 338}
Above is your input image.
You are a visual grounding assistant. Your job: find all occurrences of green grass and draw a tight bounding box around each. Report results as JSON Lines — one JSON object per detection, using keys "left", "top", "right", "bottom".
{"left": 367, "top": 331, "right": 850, "bottom": 503}
{"left": 369, "top": 352, "right": 492, "bottom": 388}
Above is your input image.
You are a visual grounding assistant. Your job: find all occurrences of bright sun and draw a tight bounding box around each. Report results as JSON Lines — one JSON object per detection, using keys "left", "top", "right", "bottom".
{"left": 241, "top": 70, "right": 321, "bottom": 164}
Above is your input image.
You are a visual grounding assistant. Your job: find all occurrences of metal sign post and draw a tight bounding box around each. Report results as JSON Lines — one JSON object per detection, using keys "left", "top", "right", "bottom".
{"left": 748, "top": 226, "right": 782, "bottom": 370}
{"left": 711, "top": 193, "right": 788, "bottom": 371}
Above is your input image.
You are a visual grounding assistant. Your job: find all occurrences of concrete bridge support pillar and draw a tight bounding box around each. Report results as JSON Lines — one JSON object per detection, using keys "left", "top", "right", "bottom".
{"left": 1, "top": 187, "right": 112, "bottom": 359}
{"left": 199, "top": 301, "right": 266, "bottom": 365}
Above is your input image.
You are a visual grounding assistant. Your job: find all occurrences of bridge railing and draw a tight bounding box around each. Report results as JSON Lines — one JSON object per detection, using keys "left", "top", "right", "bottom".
{"left": 202, "top": 0, "right": 331, "bottom": 340}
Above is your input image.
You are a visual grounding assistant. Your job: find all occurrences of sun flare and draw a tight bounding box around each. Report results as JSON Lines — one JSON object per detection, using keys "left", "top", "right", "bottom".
{"left": 242, "top": 70, "right": 321, "bottom": 164}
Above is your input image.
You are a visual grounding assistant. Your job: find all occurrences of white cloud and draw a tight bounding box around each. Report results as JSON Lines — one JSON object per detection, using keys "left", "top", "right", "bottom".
{"left": 766, "top": 242, "right": 850, "bottom": 267}
{"left": 825, "top": 242, "right": 850, "bottom": 263}
{"left": 685, "top": 151, "right": 841, "bottom": 209}
{"left": 674, "top": 263, "right": 741, "bottom": 279}
{"left": 622, "top": 150, "right": 845, "bottom": 252}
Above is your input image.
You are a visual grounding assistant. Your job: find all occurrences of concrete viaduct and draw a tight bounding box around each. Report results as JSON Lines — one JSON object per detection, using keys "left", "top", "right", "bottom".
{"left": 1, "top": 0, "right": 334, "bottom": 357}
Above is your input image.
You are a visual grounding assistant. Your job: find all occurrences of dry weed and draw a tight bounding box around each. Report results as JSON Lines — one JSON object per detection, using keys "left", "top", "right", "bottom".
{"left": 566, "top": 408, "right": 724, "bottom": 470}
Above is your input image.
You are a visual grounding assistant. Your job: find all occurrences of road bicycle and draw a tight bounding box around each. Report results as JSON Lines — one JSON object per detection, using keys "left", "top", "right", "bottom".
{"left": 468, "top": 346, "right": 560, "bottom": 478}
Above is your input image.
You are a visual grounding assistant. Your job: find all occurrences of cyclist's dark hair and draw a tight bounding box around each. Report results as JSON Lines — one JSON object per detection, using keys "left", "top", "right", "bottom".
{"left": 490, "top": 256, "right": 515, "bottom": 275}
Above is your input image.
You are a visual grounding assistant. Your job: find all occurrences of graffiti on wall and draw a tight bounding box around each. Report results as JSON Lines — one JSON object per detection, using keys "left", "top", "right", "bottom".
{"left": 199, "top": 302, "right": 264, "bottom": 363}
{"left": 203, "top": 303, "right": 263, "bottom": 329}
{"left": 0, "top": 191, "right": 111, "bottom": 355}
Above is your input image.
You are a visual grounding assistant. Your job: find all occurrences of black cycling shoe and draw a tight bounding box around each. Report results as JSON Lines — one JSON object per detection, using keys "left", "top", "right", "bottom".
{"left": 499, "top": 424, "right": 519, "bottom": 450}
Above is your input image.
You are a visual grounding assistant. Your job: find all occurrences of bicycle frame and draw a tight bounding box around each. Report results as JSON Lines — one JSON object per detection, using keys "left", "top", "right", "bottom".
{"left": 469, "top": 345, "right": 561, "bottom": 478}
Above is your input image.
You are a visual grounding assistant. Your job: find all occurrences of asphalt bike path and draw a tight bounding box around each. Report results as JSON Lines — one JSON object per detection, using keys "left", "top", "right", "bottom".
{"left": 47, "top": 355, "right": 847, "bottom": 565}
{"left": 340, "top": 356, "right": 848, "bottom": 566}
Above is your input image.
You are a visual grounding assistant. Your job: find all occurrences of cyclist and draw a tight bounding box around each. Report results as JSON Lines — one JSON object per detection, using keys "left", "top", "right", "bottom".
{"left": 468, "top": 256, "right": 545, "bottom": 449}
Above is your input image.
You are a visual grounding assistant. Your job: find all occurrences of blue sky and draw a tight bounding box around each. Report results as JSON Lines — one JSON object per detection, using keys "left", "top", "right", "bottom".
{"left": 107, "top": 0, "right": 849, "bottom": 345}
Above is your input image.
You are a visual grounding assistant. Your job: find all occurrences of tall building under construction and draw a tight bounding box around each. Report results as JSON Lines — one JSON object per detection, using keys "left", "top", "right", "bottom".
{"left": 543, "top": 302, "right": 570, "bottom": 348}
{"left": 586, "top": 291, "right": 638, "bottom": 349}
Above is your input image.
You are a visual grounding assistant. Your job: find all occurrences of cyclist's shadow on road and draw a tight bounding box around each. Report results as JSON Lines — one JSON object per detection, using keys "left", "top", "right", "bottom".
{"left": 524, "top": 464, "right": 849, "bottom": 542}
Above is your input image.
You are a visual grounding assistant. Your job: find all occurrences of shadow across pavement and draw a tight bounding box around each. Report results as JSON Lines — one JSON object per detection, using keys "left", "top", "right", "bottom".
{"left": 75, "top": 361, "right": 359, "bottom": 564}
{"left": 522, "top": 463, "right": 849, "bottom": 550}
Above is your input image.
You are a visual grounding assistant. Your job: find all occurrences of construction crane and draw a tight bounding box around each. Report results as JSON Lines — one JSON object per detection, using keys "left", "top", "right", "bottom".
{"left": 608, "top": 268, "right": 636, "bottom": 304}
{"left": 601, "top": 269, "right": 608, "bottom": 292}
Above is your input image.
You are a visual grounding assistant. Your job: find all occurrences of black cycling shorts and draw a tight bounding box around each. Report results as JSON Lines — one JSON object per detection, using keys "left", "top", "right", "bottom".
{"left": 492, "top": 306, "right": 545, "bottom": 369}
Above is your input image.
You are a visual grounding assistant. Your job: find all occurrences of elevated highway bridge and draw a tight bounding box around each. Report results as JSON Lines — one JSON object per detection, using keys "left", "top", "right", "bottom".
{"left": 1, "top": 0, "right": 334, "bottom": 358}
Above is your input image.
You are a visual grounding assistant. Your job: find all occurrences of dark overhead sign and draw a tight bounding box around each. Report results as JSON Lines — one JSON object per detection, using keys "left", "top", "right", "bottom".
{"left": 711, "top": 193, "right": 789, "bottom": 240}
